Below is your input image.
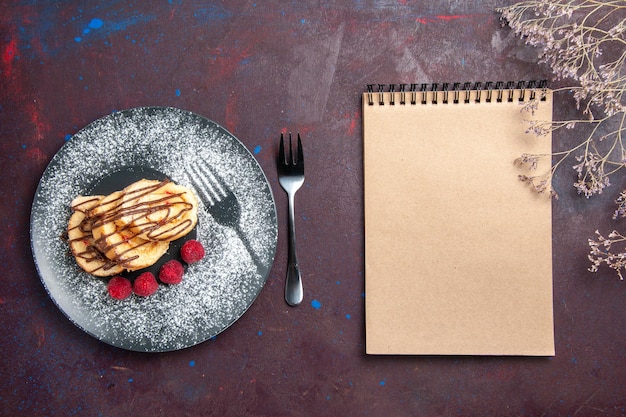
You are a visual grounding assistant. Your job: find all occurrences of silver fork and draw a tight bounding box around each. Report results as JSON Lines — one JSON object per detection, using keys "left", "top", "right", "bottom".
{"left": 186, "top": 163, "right": 263, "bottom": 271}
{"left": 278, "top": 133, "right": 305, "bottom": 306}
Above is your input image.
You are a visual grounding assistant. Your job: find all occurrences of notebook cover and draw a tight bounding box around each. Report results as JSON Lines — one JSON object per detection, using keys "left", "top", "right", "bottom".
{"left": 363, "top": 86, "right": 554, "bottom": 355}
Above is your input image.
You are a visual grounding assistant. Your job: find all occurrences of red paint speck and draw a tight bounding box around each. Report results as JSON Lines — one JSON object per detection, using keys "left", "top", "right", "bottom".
{"left": 436, "top": 14, "right": 473, "bottom": 21}
{"left": 2, "top": 38, "right": 18, "bottom": 81}
{"left": 347, "top": 111, "right": 359, "bottom": 135}
{"left": 416, "top": 14, "right": 480, "bottom": 24}
{"left": 2, "top": 38, "right": 17, "bottom": 67}
{"left": 35, "top": 324, "right": 45, "bottom": 348}
{"left": 225, "top": 93, "right": 239, "bottom": 134}
{"left": 26, "top": 147, "right": 48, "bottom": 165}
{"left": 24, "top": 102, "right": 50, "bottom": 142}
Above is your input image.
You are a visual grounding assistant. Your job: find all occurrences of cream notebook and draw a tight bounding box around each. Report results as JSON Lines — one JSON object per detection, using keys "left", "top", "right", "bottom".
{"left": 363, "top": 82, "right": 554, "bottom": 356}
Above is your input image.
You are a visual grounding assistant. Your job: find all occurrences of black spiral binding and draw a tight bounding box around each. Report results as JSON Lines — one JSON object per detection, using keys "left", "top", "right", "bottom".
{"left": 366, "top": 80, "right": 547, "bottom": 106}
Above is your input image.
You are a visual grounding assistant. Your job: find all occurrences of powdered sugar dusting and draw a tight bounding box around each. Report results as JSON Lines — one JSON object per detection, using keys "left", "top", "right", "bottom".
{"left": 30, "top": 107, "right": 277, "bottom": 352}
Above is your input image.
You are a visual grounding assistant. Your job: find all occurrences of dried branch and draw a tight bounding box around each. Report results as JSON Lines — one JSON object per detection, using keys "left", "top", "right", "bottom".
{"left": 498, "top": 0, "right": 626, "bottom": 277}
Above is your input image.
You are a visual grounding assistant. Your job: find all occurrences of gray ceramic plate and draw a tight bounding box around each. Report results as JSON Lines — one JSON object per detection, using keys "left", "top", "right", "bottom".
{"left": 30, "top": 107, "right": 277, "bottom": 352}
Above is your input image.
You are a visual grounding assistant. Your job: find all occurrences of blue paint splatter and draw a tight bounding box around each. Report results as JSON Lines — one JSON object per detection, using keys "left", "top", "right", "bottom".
{"left": 257, "top": 330, "right": 263, "bottom": 336}
{"left": 64, "top": 134, "right": 72, "bottom": 141}
{"left": 379, "top": 379, "right": 386, "bottom": 386}
{"left": 88, "top": 18, "right": 104, "bottom": 30}
{"left": 175, "top": 89, "right": 181, "bottom": 97}
{"left": 128, "top": 378, "right": 134, "bottom": 383}
{"left": 311, "top": 299, "right": 322, "bottom": 309}
{"left": 193, "top": 5, "right": 232, "bottom": 23}
{"left": 346, "top": 314, "right": 351, "bottom": 320}
{"left": 189, "top": 360, "right": 195, "bottom": 367}
{"left": 76, "top": 15, "right": 156, "bottom": 45}
{"left": 111, "top": 15, "right": 155, "bottom": 32}
{"left": 77, "top": 18, "right": 104, "bottom": 41}
{"left": 14, "top": 6, "right": 60, "bottom": 57}
{"left": 253, "top": 145, "right": 262, "bottom": 154}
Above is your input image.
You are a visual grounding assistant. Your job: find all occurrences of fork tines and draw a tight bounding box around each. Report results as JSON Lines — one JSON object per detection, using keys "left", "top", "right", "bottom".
{"left": 279, "top": 132, "right": 304, "bottom": 168}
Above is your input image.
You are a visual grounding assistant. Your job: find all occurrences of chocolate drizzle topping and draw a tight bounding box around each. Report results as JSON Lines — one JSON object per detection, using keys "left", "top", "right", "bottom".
{"left": 68, "top": 180, "right": 195, "bottom": 271}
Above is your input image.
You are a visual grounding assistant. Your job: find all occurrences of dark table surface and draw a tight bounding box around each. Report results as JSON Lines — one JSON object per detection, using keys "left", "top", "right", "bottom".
{"left": 2, "top": 1, "right": 625, "bottom": 416}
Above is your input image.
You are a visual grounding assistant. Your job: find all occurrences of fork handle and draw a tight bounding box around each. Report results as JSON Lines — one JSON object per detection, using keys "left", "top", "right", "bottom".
{"left": 285, "top": 192, "right": 303, "bottom": 306}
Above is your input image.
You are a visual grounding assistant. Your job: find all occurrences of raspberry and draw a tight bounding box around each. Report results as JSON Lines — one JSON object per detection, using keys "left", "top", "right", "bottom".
{"left": 133, "top": 272, "right": 159, "bottom": 297}
{"left": 180, "top": 239, "right": 205, "bottom": 264}
{"left": 159, "top": 259, "right": 184, "bottom": 284}
{"left": 107, "top": 276, "right": 132, "bottom": 300}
